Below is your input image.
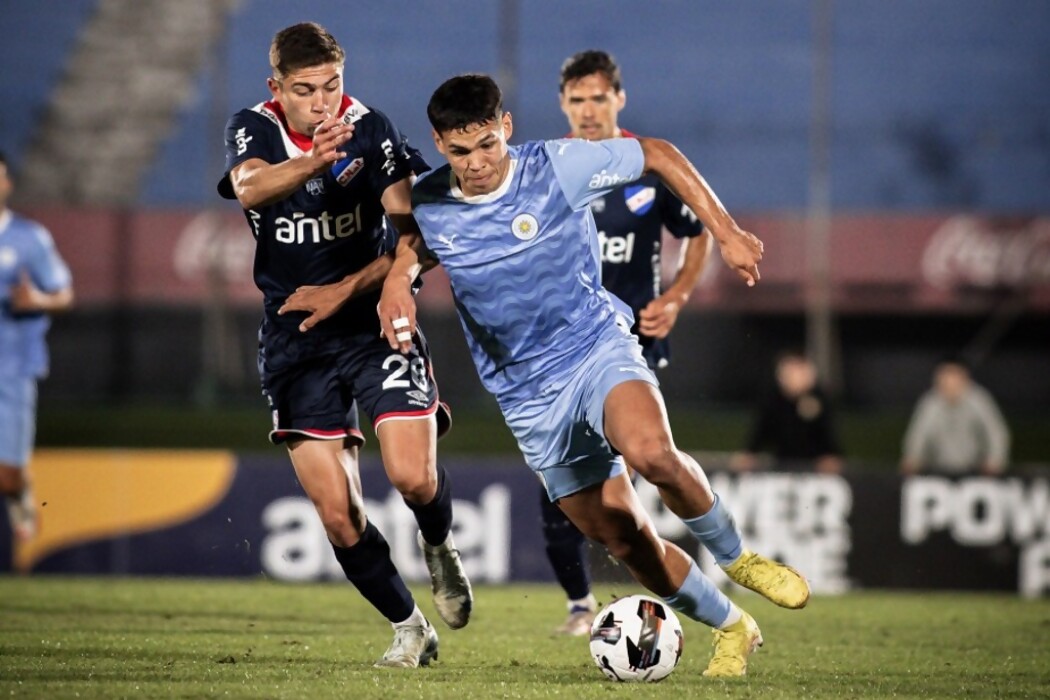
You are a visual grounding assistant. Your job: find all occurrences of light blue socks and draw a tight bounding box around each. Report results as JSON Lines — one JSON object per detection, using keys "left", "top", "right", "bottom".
{"left": 662, "top": 560, "right": 735, "bottom": 627}
{"left": 682, "top": 494, "right": 743, "bottom": 566}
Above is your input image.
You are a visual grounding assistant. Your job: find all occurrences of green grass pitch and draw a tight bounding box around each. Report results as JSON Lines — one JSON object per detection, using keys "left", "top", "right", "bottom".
{"left": 1, "top": 577, "right": 1048, "bottom": 699}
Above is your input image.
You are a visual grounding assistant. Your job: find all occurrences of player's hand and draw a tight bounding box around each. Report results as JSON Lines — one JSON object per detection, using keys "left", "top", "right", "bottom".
{"left": 9, "top": 271, "right": 45, "bottom": 312}
{"left": 278, "top": 280, "right": 355, "bottom": 333}
{"left": 638, "top": 294, "right": 682, "bottom": 339}
{"left": 378, "top": 280, "right": 418, "bottom": 353}
{"left": 717, "top": 227, "right": 763, "bottom": 287}
{"left": 309, "top": 112, "right": 353, "bottom": 169}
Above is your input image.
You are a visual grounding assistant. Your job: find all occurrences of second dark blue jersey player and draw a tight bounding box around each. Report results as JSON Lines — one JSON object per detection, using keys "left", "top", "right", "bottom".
{"left": 544, "top": 50, "right": 713, "bottom": 636}
{"left": 590, "top": 147, "right": 705, "bottom": 368}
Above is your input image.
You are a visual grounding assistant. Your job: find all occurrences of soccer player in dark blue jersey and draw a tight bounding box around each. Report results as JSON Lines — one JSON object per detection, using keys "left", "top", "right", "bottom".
{"left": 543, "top": 50, "right": 715, "bottom": 636}
{"left": 217, "top": 22, "right": 471, "bottom": 668}
{"left": 0, "top": 152, "right": 73, "bottom": 544}
{"left": 379, "top": 74, "right": 810, "bottom": 677}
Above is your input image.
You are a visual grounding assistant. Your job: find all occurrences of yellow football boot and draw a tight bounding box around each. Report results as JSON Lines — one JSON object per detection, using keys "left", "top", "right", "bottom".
{"left": 702, "top": 611, "right": 763, "bottom": 677}
{"left": 723, "top": 549, "right": 811, "bottom": 609}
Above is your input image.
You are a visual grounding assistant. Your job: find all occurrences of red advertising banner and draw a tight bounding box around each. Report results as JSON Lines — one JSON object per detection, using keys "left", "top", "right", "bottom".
{"left": 25, "top": 207, "right": 1050, "bottom": 313}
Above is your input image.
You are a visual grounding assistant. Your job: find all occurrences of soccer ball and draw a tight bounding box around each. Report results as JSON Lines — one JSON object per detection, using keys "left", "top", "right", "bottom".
{"left": 588, "top": 594, "right": 684, "bottom": 682}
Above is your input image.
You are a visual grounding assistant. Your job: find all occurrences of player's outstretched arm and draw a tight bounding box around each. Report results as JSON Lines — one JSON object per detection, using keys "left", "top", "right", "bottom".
{"left": 637, "top": 137, "right": 763, "bottom": 287}
{"left": 229, "top": 115, "right": 353, "bottom": 210}
{"left": 378, "top": 232, "right": 433, "bottom": 353}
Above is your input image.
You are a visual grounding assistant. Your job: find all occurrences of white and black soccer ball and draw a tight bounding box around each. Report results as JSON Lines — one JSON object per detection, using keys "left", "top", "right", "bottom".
{"left": 588, "top": 594, "right": 684, "bottom": 682}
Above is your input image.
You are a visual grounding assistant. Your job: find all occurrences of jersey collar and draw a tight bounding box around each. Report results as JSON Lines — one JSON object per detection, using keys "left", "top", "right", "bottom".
{"left": 264, "top": 95, "right": 353, "bottom": 152}
{"left": 449, "top": 158, "right": 519, "bottom": 204}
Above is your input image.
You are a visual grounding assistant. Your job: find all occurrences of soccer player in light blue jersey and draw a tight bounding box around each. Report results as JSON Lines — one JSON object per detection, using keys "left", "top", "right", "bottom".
{"left": 0, "top": 152, "right": 73, "bottom": 543}
{"left": 379, "top": 74, "right": 811, "bottom": 678}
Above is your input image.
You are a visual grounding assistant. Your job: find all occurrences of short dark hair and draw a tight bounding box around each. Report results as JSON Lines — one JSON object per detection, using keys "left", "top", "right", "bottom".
{"left": 559, "top": 49, "right": 623, "bottom": 92}
{"left": 0, "top": 151, "right": 7, "bottom": 169}
{"left": 427, "top": 74, "right": 503, "bottom": 134}
{"left": 269, "top": 22, "right": 345, "bottom": 79}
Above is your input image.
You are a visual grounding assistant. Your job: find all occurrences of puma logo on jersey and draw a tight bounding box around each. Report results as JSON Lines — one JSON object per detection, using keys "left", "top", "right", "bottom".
{"left": 436, "top": 233, "right": 457, "bottom": 252}
{"left": 598, "top": 231, "right": 636, "bottom": 264}
{"left": 274, "top": 204, "right": 362, "bottom": 244}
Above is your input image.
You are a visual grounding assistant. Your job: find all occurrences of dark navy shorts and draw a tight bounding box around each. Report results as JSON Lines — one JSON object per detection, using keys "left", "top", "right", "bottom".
{"left": 258, "top": 321, "right": 450, "bottom": 445}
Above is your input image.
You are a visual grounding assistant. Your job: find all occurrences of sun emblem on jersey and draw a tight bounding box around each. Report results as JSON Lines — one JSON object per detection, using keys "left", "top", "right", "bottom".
{"left": 511, "top": 213, "right": 539, "bottom": 241}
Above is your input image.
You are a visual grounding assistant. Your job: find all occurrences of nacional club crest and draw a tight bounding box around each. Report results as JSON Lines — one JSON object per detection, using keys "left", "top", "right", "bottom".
{"left": 511, "top": 213, "right": 540, "bottom": 241}
{"left": 590, "top": 197, "right": 606, "bottom": 214}
{"left": 305, "top": 178, "right": 325, "bottom": 196}
{"left": 624, "top": 185, "right": 656, "bottom": 215}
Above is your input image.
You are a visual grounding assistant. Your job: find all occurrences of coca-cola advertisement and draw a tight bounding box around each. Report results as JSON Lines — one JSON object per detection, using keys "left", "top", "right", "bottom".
{"left": 22, "top": 207, "right": 1050, "bottom": 313}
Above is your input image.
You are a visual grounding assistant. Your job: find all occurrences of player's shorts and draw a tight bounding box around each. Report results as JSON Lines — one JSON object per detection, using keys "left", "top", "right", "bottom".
{"left": 0, "top": 375, "right": 37, "bottom": 468}
{"left": 503, "top": 322, "right": 658, "bottom": 502}
{"left": 258, "top": 321, "right": 450, "bottom": 446}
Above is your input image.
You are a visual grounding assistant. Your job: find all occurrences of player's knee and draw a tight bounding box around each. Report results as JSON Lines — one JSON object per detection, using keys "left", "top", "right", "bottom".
{"left": 316, "top": 506, "right": 364, "bottom": 546}
{"left": 602, "top": 528, "right": 651, "bottom": 563}
{"left": 0, "top": 467, "right": 25, "bottom": 495}
{"left": 622, "top": 437, "right": 678, "bottom": 482}
{"left": 387, "top": 468, "right": 436, "bottom": 504}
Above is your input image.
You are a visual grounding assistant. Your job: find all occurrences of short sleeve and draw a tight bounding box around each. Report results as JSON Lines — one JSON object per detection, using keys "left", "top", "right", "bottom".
{"left": 27, "top": 224, "right": 72, "bottom": 293}
{"left": 658, "top": 184, "right": 705, "bottom": 239}
{"left": 217, "top": 111, "right": 273, "bottom": 200}
{"left": 364, "top": 111, "right": 422, "bottom": 195}
{"left": 545, "top": 138, "right": 645, "bottom": 210}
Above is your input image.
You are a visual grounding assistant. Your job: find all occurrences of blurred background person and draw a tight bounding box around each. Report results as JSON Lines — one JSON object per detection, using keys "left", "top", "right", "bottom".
{"left": 540, "top": 49, "right": 714, "bottom": 636}
{"left": 732, "top": 350, "right": 844, "bottom": 474}
{"left": 900, "top": 357, "right": 1010, "bottom": 476}
{"left": 0, "top": 151, "right": 74, "bottom": 542}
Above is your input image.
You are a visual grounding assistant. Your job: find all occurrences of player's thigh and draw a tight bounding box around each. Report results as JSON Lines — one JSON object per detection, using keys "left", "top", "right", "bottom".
{"left": 350, "top": 326, "right": 443, "bottom": 466}
{"left": 602, "top": 379, "right": 676, "bottom": 461}
{"left": 258, "top": 327, "right": 363, "bottom": 445}
{"left": 375, "top": 415, "right": 438, "bottom": 500}
{"left": 556, "top": 471, "right": 655, "bottom": 546}
{"left": 286, "top": 439, "right": 365, "bottom": 529}
{"left": 0, "top": 376, "right": 36, "bottom": 474}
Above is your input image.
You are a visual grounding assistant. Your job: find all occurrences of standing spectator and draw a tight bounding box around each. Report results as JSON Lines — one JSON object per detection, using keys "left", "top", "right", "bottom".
{"left": 900, "top": 358, "right": 1010, "bottom": 475}
{"left": 0, "top": 151, "right": 74, "bottom": 542}
{"left": 732, "top": 350, "right": 844, "bottom": 474}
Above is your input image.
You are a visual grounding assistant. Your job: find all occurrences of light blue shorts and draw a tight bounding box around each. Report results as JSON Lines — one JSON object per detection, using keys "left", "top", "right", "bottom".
{"left": 0, "top": 376, "right": 37, "bottom": 468}
{"left": 503, "top": 324, "right": 658, "bottom": 502}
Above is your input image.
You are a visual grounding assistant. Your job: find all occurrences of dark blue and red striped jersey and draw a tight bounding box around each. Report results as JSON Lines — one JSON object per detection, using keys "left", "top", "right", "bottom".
{"left": 218, "top": 95, "right": 428, "bottom": 335}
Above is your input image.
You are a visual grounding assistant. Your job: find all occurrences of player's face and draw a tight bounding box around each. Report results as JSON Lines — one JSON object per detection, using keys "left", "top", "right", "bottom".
{"left": 267, "top": 63, "right": 344, "bottom": 136}
{"left": 433, "top": 113, "right": 514, "bottom": 197}
{"left": 560, "top": 73, "right": 625, "bottom": 141}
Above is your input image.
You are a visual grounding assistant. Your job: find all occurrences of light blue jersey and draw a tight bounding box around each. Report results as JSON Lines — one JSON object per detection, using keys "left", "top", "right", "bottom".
{"left": 412, "top": 138, "right": 645, "bottom": 408}
{"left": 0, "top": 210, "right": 72, "bottom": 379}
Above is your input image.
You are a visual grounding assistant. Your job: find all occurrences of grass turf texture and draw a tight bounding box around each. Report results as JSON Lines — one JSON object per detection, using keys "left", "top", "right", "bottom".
{"left": 1, "top": 578, "right": 1048, "bottom": 698}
